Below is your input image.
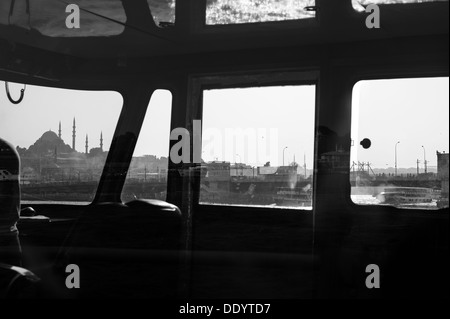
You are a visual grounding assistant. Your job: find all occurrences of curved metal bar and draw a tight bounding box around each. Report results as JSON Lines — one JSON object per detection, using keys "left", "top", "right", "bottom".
{"left": 5, "top": 82, "right": 26, "bottom": 105}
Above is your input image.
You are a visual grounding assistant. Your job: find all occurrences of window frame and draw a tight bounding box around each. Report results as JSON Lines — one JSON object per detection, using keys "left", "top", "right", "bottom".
{"left": 348, "top": 74, "right": 449, "bottom": 211}
{"left": 188, "top": 70, "right": 319, "bottom": 212}
{"left": 0, "top": 80, "right": 124, "bottom": 207}
{"left": 120, "top": 89, "right": 173, "bottom": 203}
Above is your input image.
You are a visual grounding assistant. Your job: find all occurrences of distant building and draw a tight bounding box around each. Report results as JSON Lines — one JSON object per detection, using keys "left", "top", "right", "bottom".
{"left": 261, "top": 165, "right": 297, "bottom": 183}
{"left": 318, "top": 149, "right": 350, "bottom": 172}
{"left": 258, "top": 166, "right": 277, "bottom": 175}
{"left": 17, "top": 121, "right": 106, "bottom": 183}
{"left": 230, "top": 163, "right": 253, "bottom": 177}
{"left": 205, "top": 161, "right": 230, "bottom": 181}
{"left": 437, "top": 151, "right": 449, "bottom": 208}
{"left": 28, "top": 130, "right": 72, "bottom": 155}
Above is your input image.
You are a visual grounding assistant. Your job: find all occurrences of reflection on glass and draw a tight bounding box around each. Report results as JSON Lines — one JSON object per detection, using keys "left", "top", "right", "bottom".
{"left": 0, "top": 82, "right": 122, "bottom": 204}
{"left": 0, "top": 0, "right": 177, "bottom": 36}
{"left": 148, "top": 0, "right": 176, "bottom": 27}
{"left": 200, "top": 85, "right": 315, "bottom": 209}
{"left": 206, "top": 0, "right": 315, "bottom": 25}
{"left": 0, "top": 0, "right": 126, "bottom": 37}
{"left": 350, "top": 77, "right": 449, "bottom": 210}
{"left": 122, "top": 90, "right": 172, "bottom": 203}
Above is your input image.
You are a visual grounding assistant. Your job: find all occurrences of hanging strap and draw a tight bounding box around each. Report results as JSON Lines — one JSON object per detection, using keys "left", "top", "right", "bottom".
{"left": 5, "top": 82, "right": 26, "bottom": 105}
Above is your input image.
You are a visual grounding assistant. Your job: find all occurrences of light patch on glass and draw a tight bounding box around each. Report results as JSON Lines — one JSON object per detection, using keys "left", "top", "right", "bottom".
{"left": 206, "top": 0, "right": 315, "bottom": 25}
{"left": 147, "top": 0, "right": 176, "bottom": 27}
{"left": 352, "top": 0, "right": 448, "bottom": 12}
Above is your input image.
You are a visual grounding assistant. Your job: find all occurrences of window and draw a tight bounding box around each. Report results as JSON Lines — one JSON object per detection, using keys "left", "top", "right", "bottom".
{"left": 200, "top": 85, "right": 315, "bottom": 209}
{"left": 206, "top": 0, "right": 315, "bottom": 25}
{"left": 121, "top": 90, "right": 172, "bottom": 202}
{"left": 148, "top": 0, "right": 176, "bottom": 27}
{"left": 352, "top": 0, "right": 448, "bottom": 11}
{"left": 0, "top": 0, "right": 126, "bottom": 37}
{"left": 351, "top": 77, "right": 449, "bottom": 209}
{"left": 0, "top": 81, "right": 122, "bottom": 204}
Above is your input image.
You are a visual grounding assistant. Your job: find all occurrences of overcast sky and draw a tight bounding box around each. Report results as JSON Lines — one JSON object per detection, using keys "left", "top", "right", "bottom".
{"left": 351, "top": 77, "right": 449, "bottom": 169}
{"left": 0, "top": 78, "right": 448, "bottom": 169}
{"left": 0, "top": 82, "right": 122, "bottom": 153}
{"left": 202, "top": 86, "right": 316, "bottom": 167}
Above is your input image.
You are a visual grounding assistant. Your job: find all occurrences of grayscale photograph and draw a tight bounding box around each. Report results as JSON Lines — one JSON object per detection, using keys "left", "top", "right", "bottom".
{"left": 0, "top": 0, "right": 448, "bottom": 305}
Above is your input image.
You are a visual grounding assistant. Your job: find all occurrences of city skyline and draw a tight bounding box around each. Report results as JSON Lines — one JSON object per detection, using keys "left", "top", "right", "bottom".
{"left": 24, "top": 118, "right": 106, "bottom": 154}
{"left": 0, "top": 82, "right": 122, "bottom": 154}
{"left": 1, "top": 78, "right": 448, "bottom": 169}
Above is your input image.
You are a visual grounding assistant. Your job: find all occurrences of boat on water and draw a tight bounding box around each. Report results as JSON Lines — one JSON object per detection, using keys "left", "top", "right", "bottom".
{"left": 376, "top": 187, "right": 436, "bottom": 205}
{"left": 273, "top": 187, "right": 312, "bottom": 207}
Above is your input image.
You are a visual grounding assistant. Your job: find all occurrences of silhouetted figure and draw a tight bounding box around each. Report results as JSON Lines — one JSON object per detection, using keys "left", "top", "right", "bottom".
{"left": 0, "top": 138, "right": 21, "bottom": 266}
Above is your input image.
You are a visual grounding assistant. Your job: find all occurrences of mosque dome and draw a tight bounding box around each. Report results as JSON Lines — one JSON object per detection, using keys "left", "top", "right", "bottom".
{"left": 25, "top": 120, "right": 102, "bottom": 156}
{"left": 28, "top": 130, "right": 73, "bottom": 155}
{"left": 40, "top": 130, "right": 60, "bottom": 142}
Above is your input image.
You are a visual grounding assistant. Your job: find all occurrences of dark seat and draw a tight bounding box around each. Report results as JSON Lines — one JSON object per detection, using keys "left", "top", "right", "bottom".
{"left": 0, "top": 263, "right": 40, "bottom": 299}
{"left": 0, "top": 138, "right": 22, "bottom": 267}
{"left": 53, "top": 199, "right": 183, "bottom": 298}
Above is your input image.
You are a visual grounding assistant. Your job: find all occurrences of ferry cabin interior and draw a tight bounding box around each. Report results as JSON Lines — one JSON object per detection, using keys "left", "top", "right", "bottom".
{"left": 0, "top": 0, "right": 448, "bottom": 299}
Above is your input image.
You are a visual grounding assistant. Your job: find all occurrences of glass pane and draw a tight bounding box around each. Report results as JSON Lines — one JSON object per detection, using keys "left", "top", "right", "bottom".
{"left": 0, "top": 81, "right": 122, "bottom": 204}
{"left": 352, "top": 0, "right": 448, "bottom": 12}
{"left": 121, "top": 90, "right": 172, "bottom": 202}
{"left": 200, "top": 85, "right": 315, "bottom": 209}
{"left": 0, "top": 0, "right": 125, "bottom": 37}
{"left": 351, "top": 77, "right": 449, "bottom": 209}
{"left": 147, "top": 0, "right": 176, "bottom": 27}
{"left": 206, "top": 0, "right": 315, "bottom": 25}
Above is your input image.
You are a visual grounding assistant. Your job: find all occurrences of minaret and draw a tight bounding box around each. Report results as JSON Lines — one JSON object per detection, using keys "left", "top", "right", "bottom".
{"left": 85, "top": 134, "right": 89, "bottom": 155}
{"left": 58, "top": 121, "right": 62, "bottom": 139}
{"left": 72, "top": 117, "right": 76, "bottom": 151}
{"left": 100, "top": 131, "right": 103, "bottom": 151}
